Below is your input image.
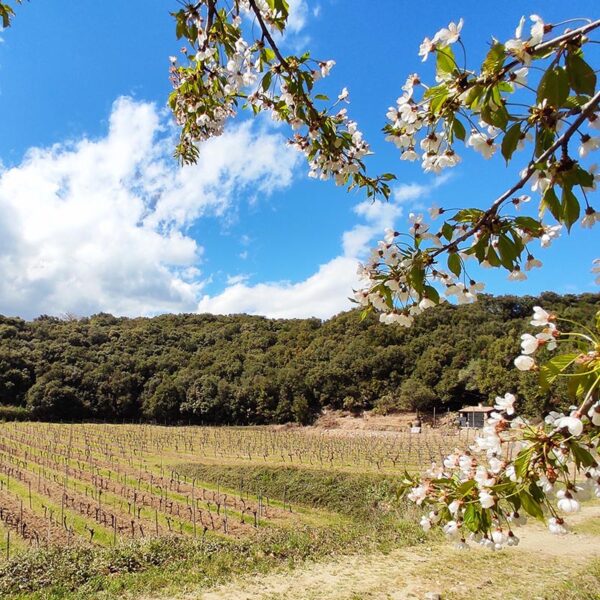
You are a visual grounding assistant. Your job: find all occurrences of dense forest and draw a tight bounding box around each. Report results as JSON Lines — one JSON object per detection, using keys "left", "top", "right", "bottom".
{"left": 0, "top": 293, "right": 598, "bottom": 424}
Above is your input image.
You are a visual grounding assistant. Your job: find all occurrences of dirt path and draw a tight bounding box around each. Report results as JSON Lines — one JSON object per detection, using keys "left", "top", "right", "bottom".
{"left": 145, "top": 503, "right": 600, "bottom": 600}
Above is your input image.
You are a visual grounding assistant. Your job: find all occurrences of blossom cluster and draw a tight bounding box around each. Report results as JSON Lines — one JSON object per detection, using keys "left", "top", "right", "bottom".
{"left": 358, "top": 15, "right": 599, "bottom": 325}
{"left": 401, "top": 307, "right": 600, "bottom": 548}
{"left": 169, "top": 1, "right": 391, "bottom": 197}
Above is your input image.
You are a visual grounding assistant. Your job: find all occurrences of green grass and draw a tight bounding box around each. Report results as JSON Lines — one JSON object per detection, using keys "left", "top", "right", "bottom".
{"left": 177, "top": 463, "right": 403, "bottom": 517}
{"left": 541, "top": 557, "right": 600, "bottom": 599}
{"left": 0, "top": 522, "right": 26, "bottom": 561}
{"left": 0, "top": 474, "right": 115, "bottom": 547}
{"left": 0, "top": 405, "right": 32, "bottom": 422}
{"left": 0, "top": 512, "right": 426, "bottom": 599}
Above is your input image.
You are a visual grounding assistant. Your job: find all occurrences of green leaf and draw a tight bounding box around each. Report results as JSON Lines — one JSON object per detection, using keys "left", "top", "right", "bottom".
{"left": 456, "top": 480, "right": 477, "bottom": 497}
{"left": 496, "top": 235, "right": 518, "bottom": 269}
{"left": 535, "top": 126, "right": 555, "bottom": 158}
{"left": 537, "top": 66, "right": 569, "bottom": 107}
{"left": 423, "top": 285, "right": 440, "bottom": 304}
{"left": 453, "top": 208, "right": 484, "bottom": 223}
{"left": 463, "top": 503, "right": 481, "bottom": 533}
{"left": 481, "top": 100, "right": 508, "bottom": 131}
{"left": 518, "top": 490, "right": 544, "bottom": 521}
{"left": 563, "top": 95, "right": 591, "bottom": 109}
{"left": 539, "top": 352, "right": 580, "bottom": 390}
{"left": 566, "top": 53, "right": 597, "bottom": 96}
{"left": 262, "top": 48, "right": 276, "bottom": 62}
{"left": 448, "top": 253, "right": 462, "bottom": 277}
{"left": 513, "top": 216, "right": 544, "bottom": 235}
{"left": 441, "top": 222, "right": 454, "bottom": 242}
{"left": 513, "top": 447, "right": 533, "bottom": 479}
{"left": 486, "top": 246, "right": 501, "bottom": 267}
{"left": 451, "top": 118, "right": 467, "bottom": 142}
{"left": 261, "top": 72, "right": 273, "bottom": 92}
{"left": 436, "top": 46, "right": 456, "bottom": 76}
{"left": 561, "top": 187, "right": 580, "bottom": 232}
{"left": 429, "top": 87, "right": 450, "bottom": 115}
{"left": 462, "top": 84, "right": 483, "bottom": 109}
{"left": 501, "top": 123, "right": 522, "bottom": 163}
{"left": 539, "top": 187, "right": 562, "bottom": 221}
{"left": 570, "top": 442, "right": 597, "bottom": 469}
{"left": 482, "top": 42, "right": 506, "bottom": 75}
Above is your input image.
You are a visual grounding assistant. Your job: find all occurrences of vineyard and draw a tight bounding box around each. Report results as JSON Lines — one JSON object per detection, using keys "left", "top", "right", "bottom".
{"left": 0, "top": 422, "right": 477, "bottom": 556}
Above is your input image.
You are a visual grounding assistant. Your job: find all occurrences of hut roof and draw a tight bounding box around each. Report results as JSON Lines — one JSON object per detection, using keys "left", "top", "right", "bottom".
{"left": 458, "top": 405, "right": 495, "bottom": 414}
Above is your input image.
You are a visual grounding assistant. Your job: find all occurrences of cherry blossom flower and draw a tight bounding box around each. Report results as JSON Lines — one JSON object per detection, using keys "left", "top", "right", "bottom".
{"left": 418, "top": 37, "right": 436, "bottom": 61}
{"left": 494, "top": 392, "right": 517, "bottom": 415}
{"left": 593, "top": 259, "right": 600, "bottom": 285}
{"left": 525, "top": 255, "right": 542, "bottom": 271}
{"left": 582, "top": 207, "right": 600, "bottom": 228}
{"left": 556, "top": 490, "right": 580, "bottom": 513}
{"left": 508, "top": 268, "right": 527, "bottom": 281}
{"left": 512, "top": 194, "right": 530, "bottom": 210}
{"left": 514, "top": 355, "right": 535, "bottom": 371}
{"left": 337, "top": 87, "right": 350, "bottom": 102}
{"left": 579, "top": 134, "right": 600, "bottom": 157}
{"left": 467, "top": 132, "right": 497, "bottom": 158}
{"left": 531, "top": 306, "right": 552, "bottom": 327}
{"left": 590, "top": 403, "right": 600, "bottom": 426}
{"left": 479, "top": 489, "right": 495, "bottom": 509}
{"left": 554, "top": 416, "right": 584, "bottom": 437}
{"left": 548, "top": 517, "right": 568, "bottom": 535}
{"left": 434, "top": 19, "right": 464, "bottom": 46}
{"left": 540, "top": 224, "right": 562, "bottom": 248}
{"left": 443, "top": 520, "right": 460, "bottom": 537}
{"left": 319, "top": 59, "right": 336, "bottom": 78}
{"left": 509, "top": 67, "right": 528, "bottom": 88}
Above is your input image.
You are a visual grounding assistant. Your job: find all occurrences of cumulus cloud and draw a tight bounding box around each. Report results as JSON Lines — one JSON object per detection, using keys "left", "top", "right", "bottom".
{"left": 393, "top": 172, "right": 452, "bottom": 204}
{"left": 286, "top": 0, "right": 309, "bottom": 33}
{"left": 198, "top": 196, "right": 401, "bottom": 320}
{"left": 198, "top": 173, "right": 452, "bottom": 319}
{"left": 0, "top": 97, "right": 299, "bottom": 318}
{"left": 198, "top": 256, "right": 359, "bottom": 319}
{"left": 342, "top": 198, "right": 403, "bottom": 258}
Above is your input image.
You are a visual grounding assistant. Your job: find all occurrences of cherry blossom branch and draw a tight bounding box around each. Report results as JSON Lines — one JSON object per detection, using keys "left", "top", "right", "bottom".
{"left": 430, "top": 89, "right": 600, "bottom": 258}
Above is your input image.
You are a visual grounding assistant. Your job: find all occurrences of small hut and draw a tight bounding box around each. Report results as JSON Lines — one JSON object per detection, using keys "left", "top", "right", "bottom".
{"left": 458, "top": 404, "right": 495, "bottom": 428}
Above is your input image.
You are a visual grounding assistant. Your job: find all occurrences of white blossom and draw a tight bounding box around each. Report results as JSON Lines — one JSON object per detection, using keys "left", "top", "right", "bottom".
{"left": 556, "top": 490, "right": 580, "bottom": 514}
{"left": 433, "top": 19, "right": 464, "bottom": 46}
{"left": 554, "top": 416, "right": 584, "bottom": 437}
{"left": 514, "top": 355, "right": 535, "bottom": 371}
{"left": 467, "top": 132, "right": 497, "bottom": 159}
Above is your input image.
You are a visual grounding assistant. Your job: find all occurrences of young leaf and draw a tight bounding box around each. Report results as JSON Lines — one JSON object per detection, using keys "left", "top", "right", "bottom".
{"left": 437, "top": 46, "right": 456, "bottom": 76}
{"left": 448, "top": 253, "right": 462, "bottom": 278}
{"left": 561, "top": 186, "right": 580, "bottom": 231}
{"left": 537, "top": 66, "right": 569, "bottom": 108}
{"left": 539, "top": 187, "right": 562, "bottom": 221}
{"left": 565, "top": 53, "right": 597, "bottom": 96}
{"left": 482, "top": 42, "right": 506, "bottom": 75}
{"left": 518, "top": 490, "right": 544, "bottom": 521}
{"left": 501, "top": 123, "right": 522, "bottom": 163}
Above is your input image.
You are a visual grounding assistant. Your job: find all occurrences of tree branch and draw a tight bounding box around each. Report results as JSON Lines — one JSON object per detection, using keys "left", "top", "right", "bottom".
{"left": 430, "top": 89, "right": 600, "bottom": 259}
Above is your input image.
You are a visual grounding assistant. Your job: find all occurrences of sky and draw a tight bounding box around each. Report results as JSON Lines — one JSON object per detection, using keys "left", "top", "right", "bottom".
{"left": 0, "top": 0, "right": 598, "bottom": 320}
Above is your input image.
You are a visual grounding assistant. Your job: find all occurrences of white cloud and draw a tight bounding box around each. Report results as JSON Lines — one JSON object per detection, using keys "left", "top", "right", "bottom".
{"left": 199, "top": 193, "right": 404, "bottom": 320}
{"left": 393, "top": 172, "right": 452, "bottom": 204}
{"left": 198, "top": 174, "right": 452, "bottom": 320}
{"left": 198, "top": 256, "right": 359, "bottom": 319}
{"left": 0, "top": 97, "right": 299, "bottom": 318}
{"left": 287, "top": 0, "right": 309, "bottom": 33}
{"left": 342, "top": 199, "right": 403, "bottom": 258}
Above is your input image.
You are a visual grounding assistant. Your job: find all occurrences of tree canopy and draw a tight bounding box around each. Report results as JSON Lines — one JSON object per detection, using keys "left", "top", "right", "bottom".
{"left": 0, "top": 293, "right": 597, "bottom": 424}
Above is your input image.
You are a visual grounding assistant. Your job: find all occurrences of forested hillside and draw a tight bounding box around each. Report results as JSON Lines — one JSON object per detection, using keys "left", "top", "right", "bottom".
{"left": 0, "top": 293, "right": 597, "bottom": 424}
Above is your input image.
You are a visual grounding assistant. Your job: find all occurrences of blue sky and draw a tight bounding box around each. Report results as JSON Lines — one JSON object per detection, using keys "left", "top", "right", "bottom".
{"left": 0, "top": 0, "right": 598, "bottom": 320}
